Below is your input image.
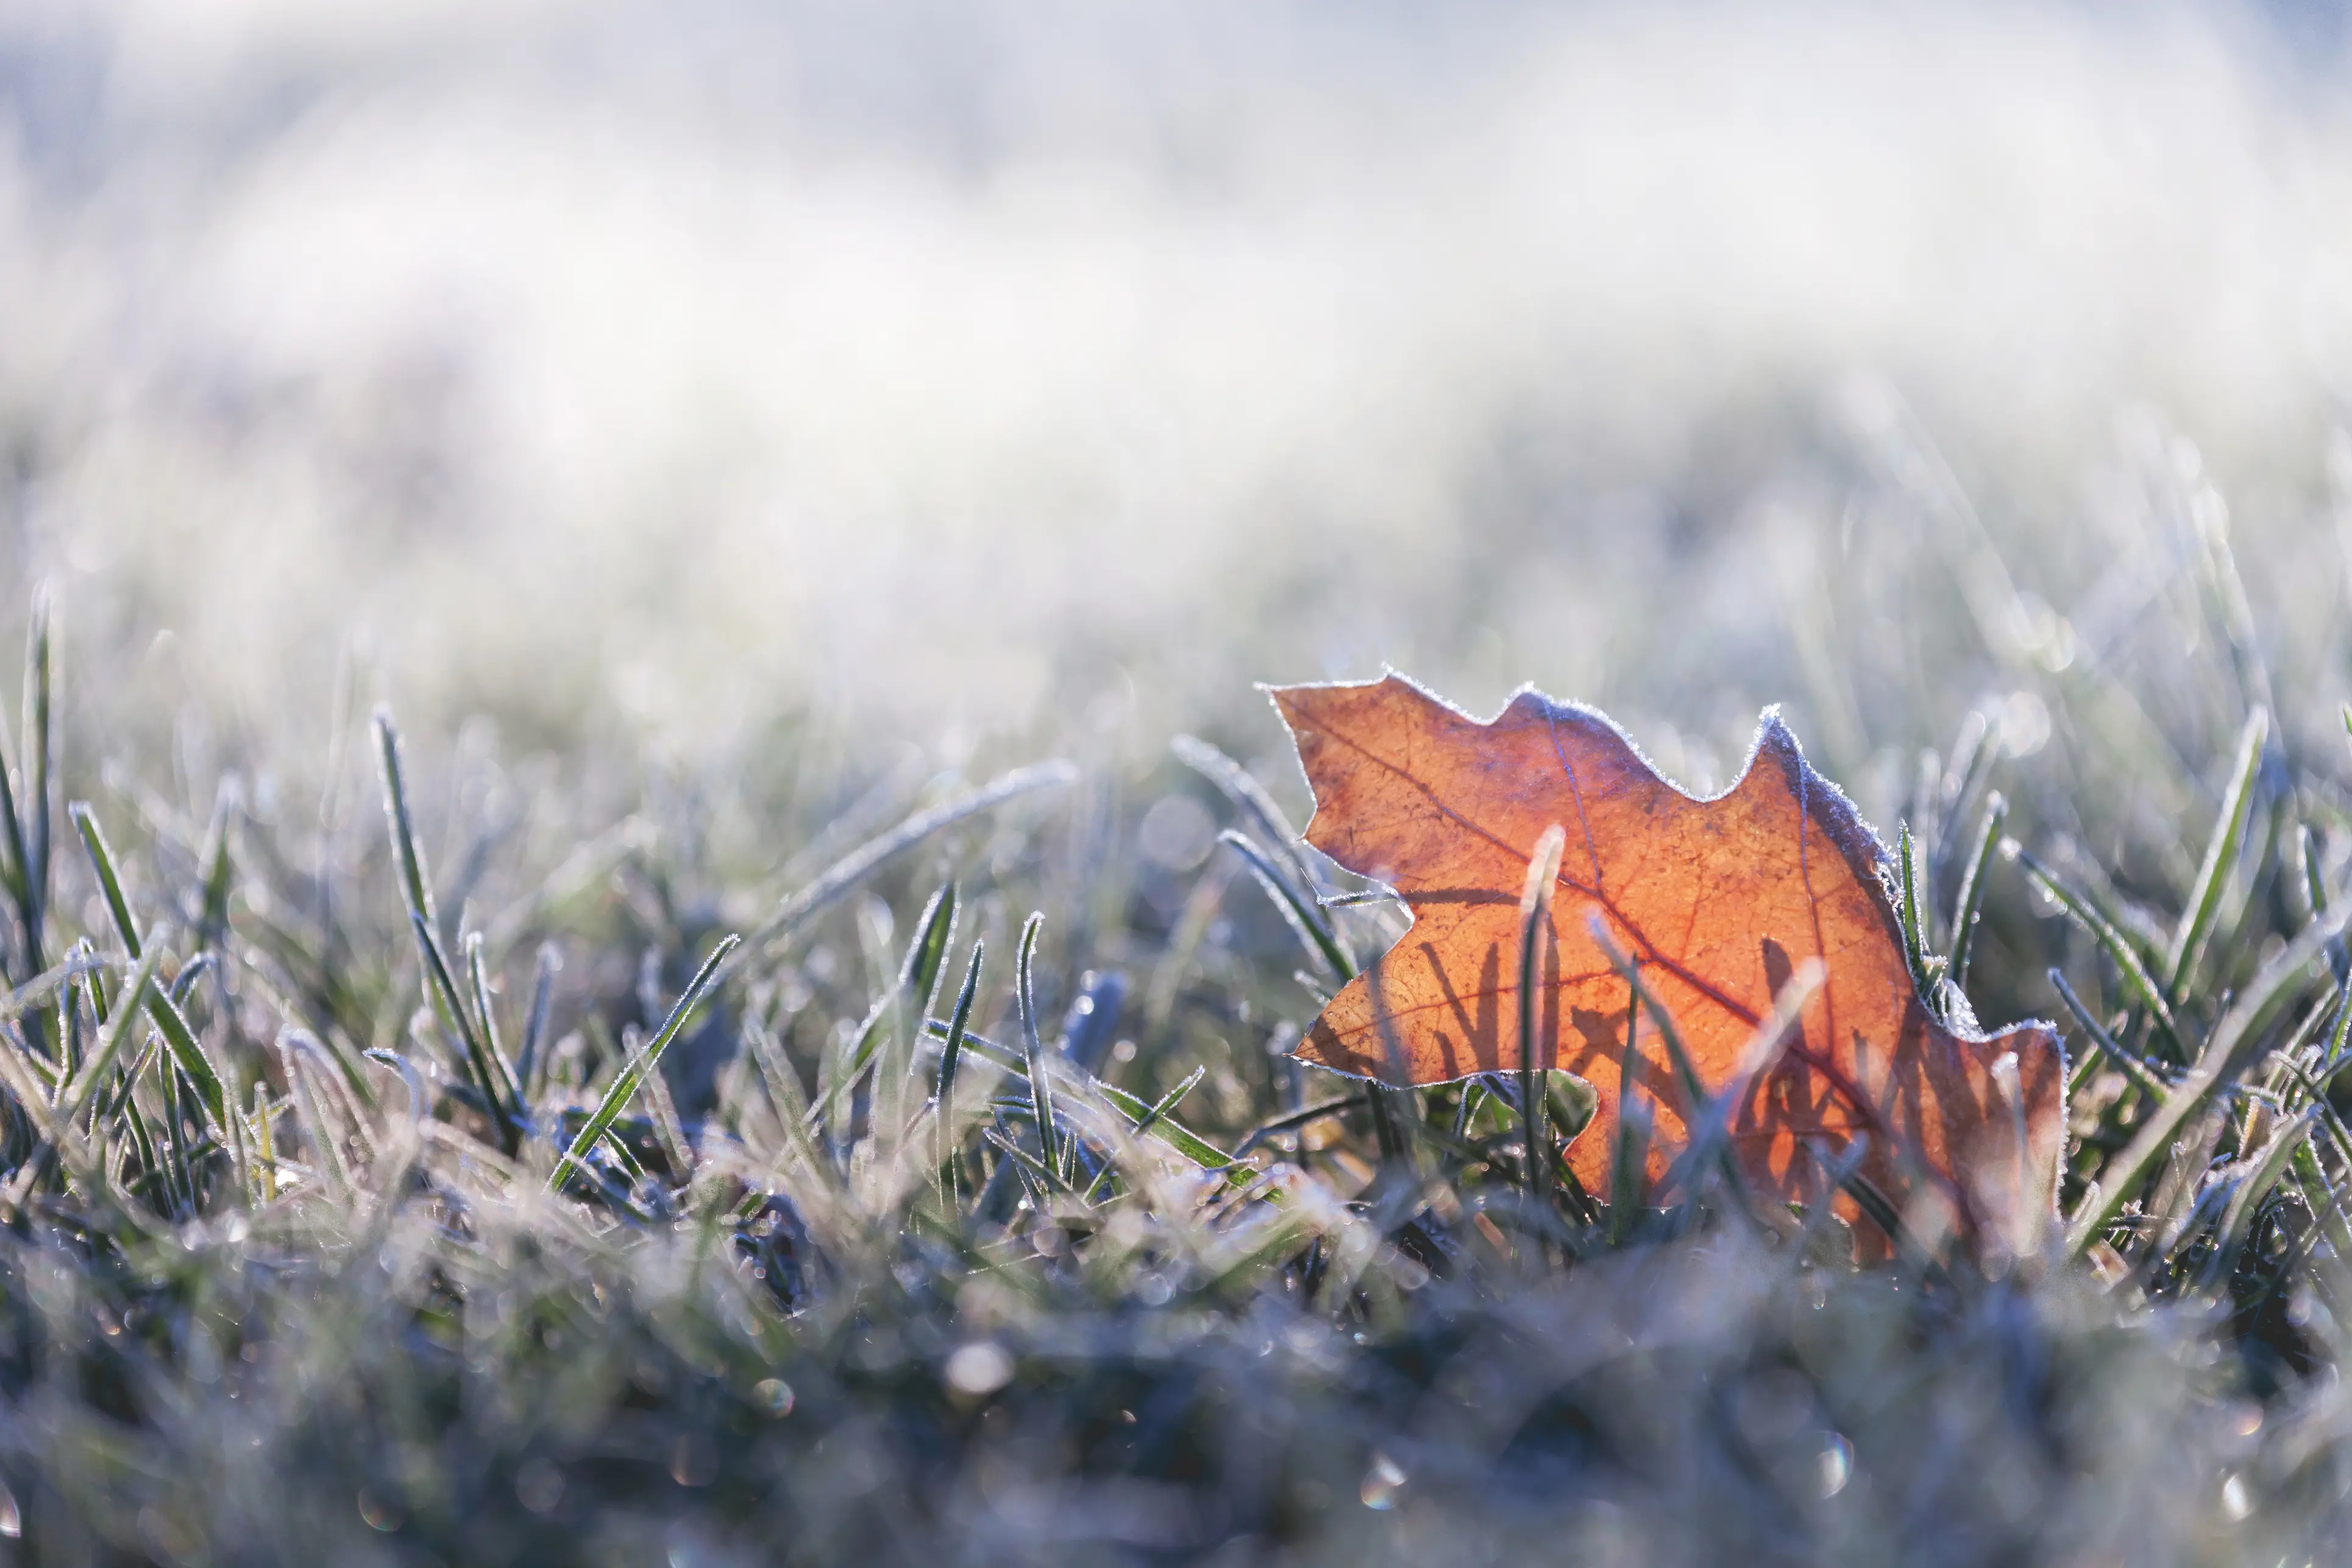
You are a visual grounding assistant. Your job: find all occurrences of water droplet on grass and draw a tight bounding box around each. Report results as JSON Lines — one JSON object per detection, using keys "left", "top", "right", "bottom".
{"left": 2221, "top": 1472, "right": 2253, "bottom": 1521}
{"left": 1360, "top": 1451, "right": 1407, "bottom": 1510}
{"left": 754, "top": 1377, "right": 796, "bottom": 1416}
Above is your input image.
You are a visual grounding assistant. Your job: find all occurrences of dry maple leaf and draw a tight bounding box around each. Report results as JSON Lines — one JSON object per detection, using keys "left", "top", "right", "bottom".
{"left": 1269, "top": 673, "right": 2066, "bottom": 1252}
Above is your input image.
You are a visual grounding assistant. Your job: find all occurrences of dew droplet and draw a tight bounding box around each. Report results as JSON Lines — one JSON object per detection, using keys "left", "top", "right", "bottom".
{"left": 0, "top": 1478, "right": 19, "bottom": 1538}
{"left": 1360, "top": 1450, "right": 1407, "bottom": 1510}
{"left": 754, "top": 1377, "right": 796, "bottom": 1416}
{"left": 2221, "top": 1472, "right": 2253, "bottom": 1521}
{"left": 1818, "top": 1432, "right": 1853, "bottom": 1499}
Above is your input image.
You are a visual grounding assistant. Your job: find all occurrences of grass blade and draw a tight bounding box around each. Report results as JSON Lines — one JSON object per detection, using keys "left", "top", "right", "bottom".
{"left": 54, "top": 931, "right": 163, "bottom": 1125}
{"left": 923, "top": 1021, "right": 1248, "bottom": 1185}
{"left": 550, "top": 933, "right": 738, "bottom": 1194}
{"left": 2163, "top": 706, "right": 2267, "bottom": 1002}
{"left": 377, "top": 710, "right": 522, "bottom": 1147}
{"left": 374, "top": 710, "right": 442, "bottom": 939}
{"left": 1947, "top": 792, "right": 2007, "bottom": 990}
{"left": 906, "top": 883, "right": 959, "bottom": 1016}
{"left": 1895, "top": 822, "right": 1932, "bottom": 994}
{"left": 2070, "top": 909, "right": 2344, "bottom": 1256}
{"left": 935, "top": 937, "right": 985, "bottom": 1194}
{"left": 146, "top": 986, "right": 226, "bottom": 1133}
{"left": 824, "top": 884, "right": 959, "bottom": 1130}
{"left": 0, "top": 699, "right": 32, "bottom": 982}
{"left": 67, "top": 811, "right": 229, "bottom": 1129}
{"left": 1609, "top": 976, "right": 1648, "bottom": 1245}
{"left": 620, "top": 1020, "right": 692, "bottom": 1177}
{"left": 1220, "top": 830, "right": 1355, "bottom": 981}
{"left": 21, "top": 593, "right": 50, "bottom": 971}
{"left": 412, "top": 913, "right": 520, "bottom": 1153}
{"left": 1015, "top": 913, "right": 1060, "bottom": 1188}
{"left": 1082, "top": 1065, "right": 1206, "bottom": 1201}
{"left": 1518, "top": 824, "right": 1566, "bottom": 1234}
{"left": 2048, "top": 967, "right": 2172, "bottom": 1102}
{"left": 70, "top": 803, "right": 143, "bottom": 961}
{"left": 465, "top": 932, "right": 527, "bottom": 1114}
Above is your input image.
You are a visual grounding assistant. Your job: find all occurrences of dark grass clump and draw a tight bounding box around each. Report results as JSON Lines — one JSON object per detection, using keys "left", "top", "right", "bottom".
{"left": 5, "top": 461, "right": 2352, "bottom": 1567}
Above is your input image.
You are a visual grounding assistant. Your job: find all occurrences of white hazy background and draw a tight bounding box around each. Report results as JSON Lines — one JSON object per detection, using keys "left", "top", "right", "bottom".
{"left": 3, "top": 0, "right": 2351, "bottom": 807}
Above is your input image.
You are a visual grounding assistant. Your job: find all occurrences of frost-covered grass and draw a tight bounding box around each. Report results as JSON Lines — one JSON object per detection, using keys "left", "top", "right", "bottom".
{"left": 6, "top": 418, "right": 2352, "bottom": 1567}
{"left": 9, "top": 12, "right": 2352, "bottom": 1563}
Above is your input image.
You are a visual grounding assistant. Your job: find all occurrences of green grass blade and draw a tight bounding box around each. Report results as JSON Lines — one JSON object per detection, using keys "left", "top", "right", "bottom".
{"left": 620, "top": 1017, "right": 692, "bottom": 1177}
{"left": 1220, "top": 829, "right": 1354, "bottom": 981}
{"left": 146, "top": 984, "right": 226, "bottom": 1132}
{"left": 981, "top": 1125, "right": 1060, "bottom": 1195}
{"left": 926, "top": 1021, "right": 1248, "bottom": 1185}
{"left": 1518, "top": 824, "right": 1566, "bottom": 1234}
{"left": 21, "top": 593, "right": 50, "bottom": 971}
{"left": 0, "top": 704, "right": 32, "bottom": 981}
{"left": 2302, "top": 822, "right": 2331, "bottom": 922}
{"left": 548, "top": 933, "right": 737, "bottom": 1194}
{"left": 823, "top": 883, "right": 959, "bottom": 1132}
{"left": 1947, "top": 792, "right": 2007, "bottom": 990}
{"left": 63, "top": 813, "right": 229, "bottom": 1131}
{"left": 1608, "top": 979, "right": 1648, "bottom": 1245}
{"left": 906, "top": 883, "right": 959, "bottom": 1017}
{"left": 378, "top": 712, "right": 520, "bottom": 1142}
{"left": 69, "top": 803, "right": 142, "bottom": 960}
{"left": 1895, "top": 822, "right": 1931, "bottom": 994}
{"left": 373, "top": 710, "right": 441, "bottom": 939}
{"left": 1015, "top": 913, "right": 1060, "bottom": 1187}
{"left": 465, "top": 932, "right": 527, "bottom": 1113}
{"left": 55, "top": 932, "right": 164, "bottom": 1125}
{"left": 1083, "top": 1065, "right": 1206, "bottom": 1200}
{"left": 2163, "top": 706, "right": 2267, "bottom": 1002}
{"left": 2049, "top": 967, "right": 2171, "bottom": 1102}
{"left": 2070, "top": 910, "right": 2343, "bottom": 1255}
{"left": 411, "top": 913, "right": 518, "bottom": 1151}
{"left": 934, "top": 937, "right": 984, "bottom": 1194}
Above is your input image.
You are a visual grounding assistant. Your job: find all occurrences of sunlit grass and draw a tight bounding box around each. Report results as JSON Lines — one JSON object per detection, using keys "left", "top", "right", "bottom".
{"left": 2, "top": 414, "right": 2352, "bottom": 1566}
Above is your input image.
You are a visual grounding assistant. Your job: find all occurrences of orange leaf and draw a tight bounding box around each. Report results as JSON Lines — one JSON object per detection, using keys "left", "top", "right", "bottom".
{"left": 1269, "top": 674, "right": 2065, "bottom": 1255}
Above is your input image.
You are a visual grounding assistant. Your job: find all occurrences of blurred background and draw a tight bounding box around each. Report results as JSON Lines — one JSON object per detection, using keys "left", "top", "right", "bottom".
{"left": 1, "top": 0, "right": 2350, "bottom": 849}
